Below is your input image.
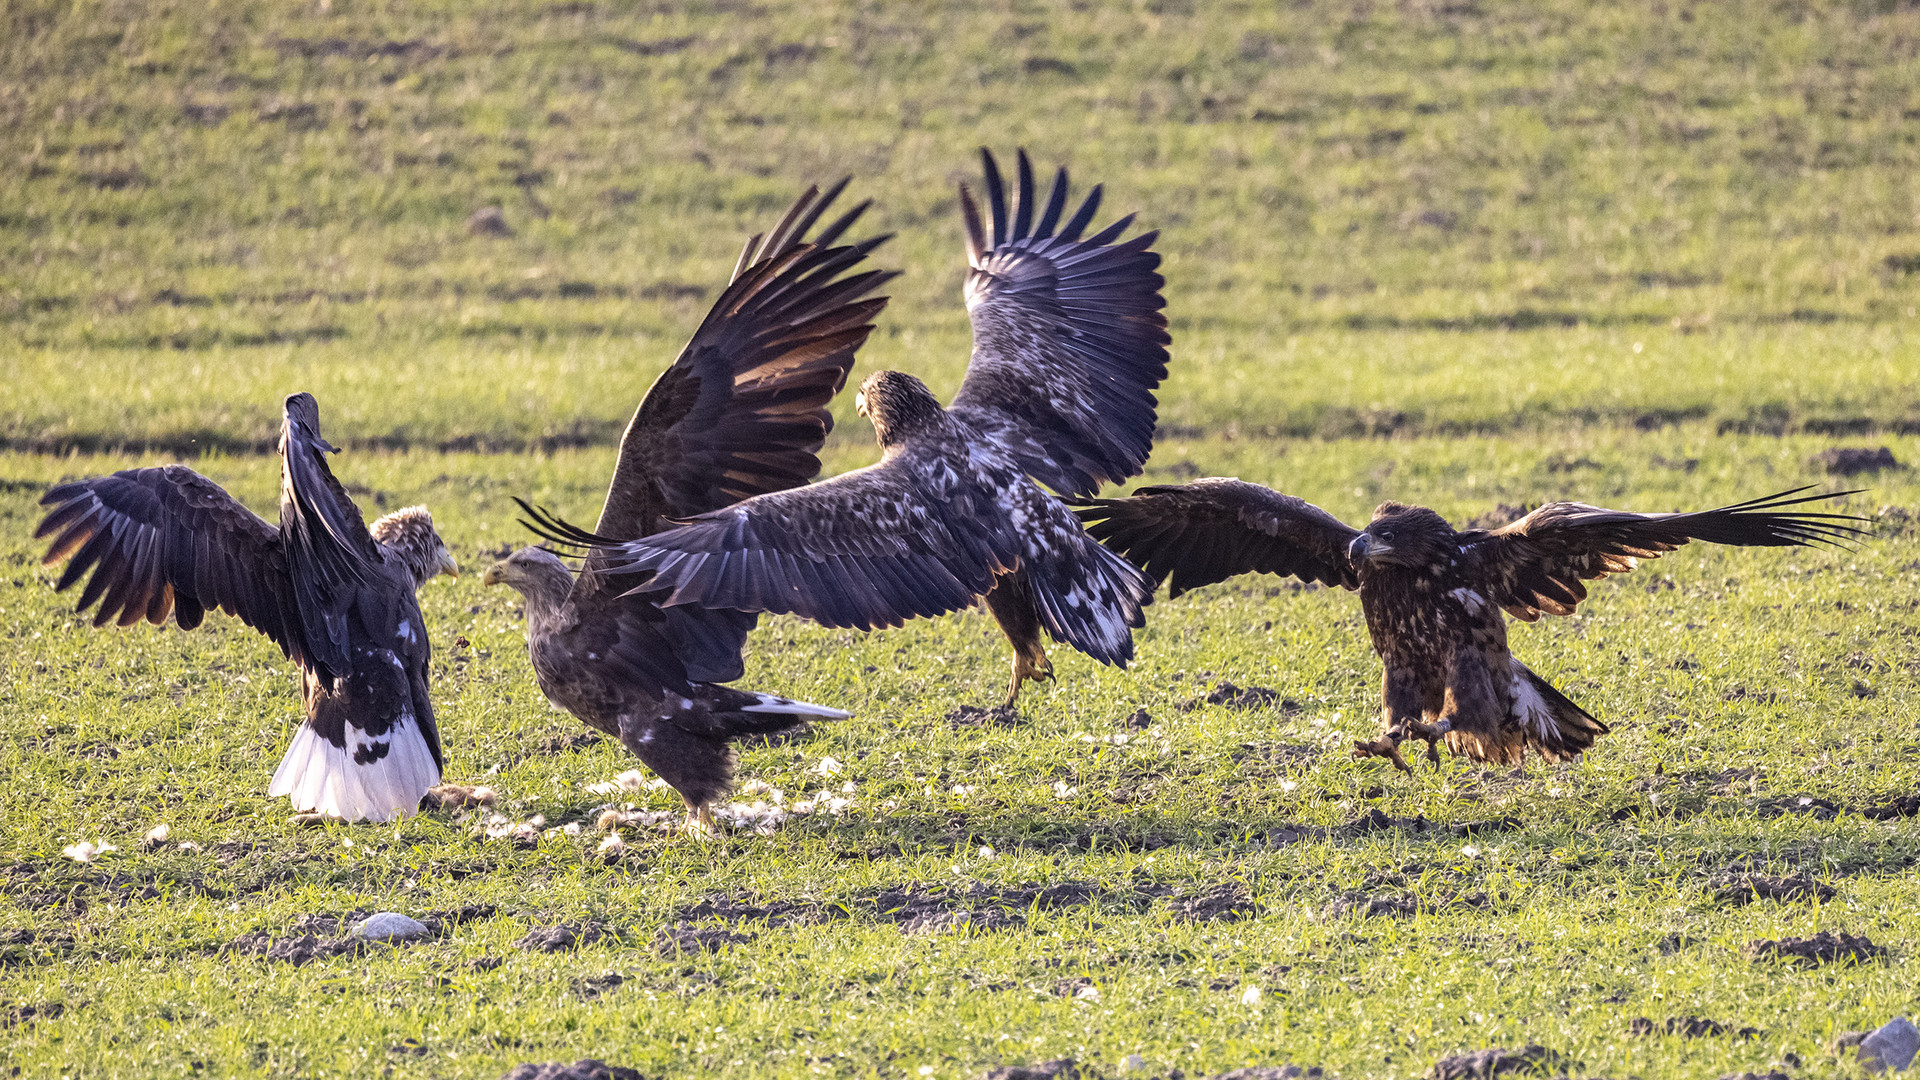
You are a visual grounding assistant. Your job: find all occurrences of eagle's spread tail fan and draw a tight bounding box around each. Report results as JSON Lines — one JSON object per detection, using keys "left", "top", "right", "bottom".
{"left": 1503, "top": 659, "right": 1607, "bottom": 763}
{"left": 1022, "top": 532, "right": 1154, "bottom": 667}
{"left": 267, "top": 715, "right": 441, "bottom": 823}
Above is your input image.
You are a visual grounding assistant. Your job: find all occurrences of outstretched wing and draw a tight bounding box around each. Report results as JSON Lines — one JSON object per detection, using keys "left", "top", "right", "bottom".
{"left": 278, "top": 392, "right": 386, "bottom": 676}
{"left": 596, "top": 179, "right": 896, "bottom": 541}
{"left": 600, "top": 446, "right": 1151, "bottom": 664}
{"left": 1466, "top": 487, "right": 1866, "bottom": 621}
{"left": 35, "top": 464, "right": 314, "bottom": 661}
{"left": 1072, "top": 478, "right": 1362, "bottom": 597}
{"left": 947, "top": 149, "right": 1170, "bottom": 497}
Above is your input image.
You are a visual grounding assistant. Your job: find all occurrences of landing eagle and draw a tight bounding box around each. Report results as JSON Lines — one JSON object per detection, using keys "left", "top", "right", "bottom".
{"left": 585, "top": 150, "right": 1171, "bottom": 705}
{"left": 492, "top": 180, "right": 893, "bottom": 833}
{"left": 1074, "top": 481, "right": 1863, "bottom": 769}
{"left": 35, "top": 393, "right": 458, "bottom": 820}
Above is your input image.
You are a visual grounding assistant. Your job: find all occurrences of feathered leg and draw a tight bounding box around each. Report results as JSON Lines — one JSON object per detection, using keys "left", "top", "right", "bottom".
{"left": 982, "top": 569, "right": 1054, "bottom": 707}
{"left": 1353, "top": 667, "right": 1430, "bottom": 774}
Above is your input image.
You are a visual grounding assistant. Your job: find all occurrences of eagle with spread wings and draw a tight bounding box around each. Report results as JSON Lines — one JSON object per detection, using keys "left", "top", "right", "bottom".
{"left": 583, "top": 150, "right": 1170, "bottom": 707}
{"left": 35, "top": 393, "right": 459, "bottom": 821}
{"left": 489, "top": 180, "right": 893, "bottom": 833}
{"left": 1074, "top": 480, "right": 1863, "bottom": 770}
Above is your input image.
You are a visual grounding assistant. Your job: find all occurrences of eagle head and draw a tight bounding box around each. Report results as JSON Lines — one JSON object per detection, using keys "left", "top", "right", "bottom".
{"left": 855, "top": 370, "right": 946, "bottom": 448}
{"left": 482, "top": 546, "right": 575, "bottom": 610}
{"left": 370, "top": 505, "right": 459, "bottom": 589}
{"left": 1348, "top": 502, "right": 1455, "bottom": 569}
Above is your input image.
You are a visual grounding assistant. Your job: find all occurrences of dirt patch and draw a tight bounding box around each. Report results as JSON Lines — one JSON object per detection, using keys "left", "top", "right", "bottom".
{"left": 1199, "top": 681, "right": 1297, "bottom": 711}
{"left": 978, "top": 1061, "right": 1083, "bottom": 1080}
{"left": 1168, "top": 882, "right": 1257, "bottom": 923}
{"left": 1124, "top": 709, "right": 1153, "bottom": 730}
{"left": 1430, "top": 1044, "right": 1569, "bottom": 1079}
{"left": 420, "top": 904, "right": 497, "bottom": 933}
{"left": 1207, "top": 1069, "right": 1327, "bottom": 1079}
{"left": 1750, "top": 794, "right": 1842, "bottom": 820}
{"left": 227, "top": 929, "right": 363, "bottom": 966}
{"left": 863, "top": 880, "right": 1134, "bottom": 934}
{"left": 1711, "top": 874, "right": 1834, "bottom": 905}
{"left": 1331, "top": 890, "right": 1490, "bottom": 919}
{"left": 946, "top": 705, "right": 1025, "bottom": 728}
{"left": 570, "top": 973, "right": 626, "bottom": 1000}
{"left": 1747, "top": 930, "right": 1884, "bottom": 965}
{"left": 3, "top": 1001, "right": 65, "bottom": 1029}
{"left": 653, "top": 925, "right": 754, "bottom": 955}
{"left": 1862, "top": 793, "right": 1920, "bottom": 820}
{"left": 1813, "top": 446, "right": 1900, "bottom": 476}
{"left": 515, "top": 921, "right": 608, "bottom": 953}
{"left": 498, "top": 1062, "right": 646, "bottom": 1080}
{"left": 533, "top": 729, "right": 604, "bottom": 754}
{"left": 1628, "top": 1015, "right": 1759, "bottom": 1039}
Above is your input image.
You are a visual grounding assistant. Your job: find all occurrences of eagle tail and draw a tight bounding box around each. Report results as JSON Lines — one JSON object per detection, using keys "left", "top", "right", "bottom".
{"left": 267, "top": 714, "right": 442, "bottom": 823}
{"left": 1022, "top": 534, "right": 1154, "bottom": 667}
{"left": 1507, "top": 658, "right": 1609, "bottom": 762}
{"left": 728, "top": 692, "right": 851, "bottom": 735}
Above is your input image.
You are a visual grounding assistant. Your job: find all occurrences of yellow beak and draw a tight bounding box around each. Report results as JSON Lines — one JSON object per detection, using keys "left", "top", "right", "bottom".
{"left": 482, "top": 562, "right": 508, "bottom": 587}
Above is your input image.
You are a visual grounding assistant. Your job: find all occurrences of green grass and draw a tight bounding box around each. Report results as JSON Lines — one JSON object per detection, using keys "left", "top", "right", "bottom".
{"left": 5, "top": 0, "right": 1920, "bottom": 1077}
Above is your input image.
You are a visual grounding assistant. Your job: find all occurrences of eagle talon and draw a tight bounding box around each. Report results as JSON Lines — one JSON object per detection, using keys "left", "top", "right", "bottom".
{"left": 1352, "top": 736, "right": 1413, "bottom": 774}
{"left": 682, "top": 805, "right": 721, "bottom": 840}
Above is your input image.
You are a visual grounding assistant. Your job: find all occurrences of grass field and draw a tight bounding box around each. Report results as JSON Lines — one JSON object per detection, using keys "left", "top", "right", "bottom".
{"left": 4, "top": 1, "right": 1920, "bottom": 1078}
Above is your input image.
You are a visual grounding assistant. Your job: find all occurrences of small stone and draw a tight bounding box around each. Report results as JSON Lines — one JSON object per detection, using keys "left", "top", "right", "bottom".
{"left": 353, "top": 912, "right": 432, "bottom": 943}
{"left": 1858, "top": 1017, "right": 1920, "bottom": 1073}
{"left": 467, "top": 206, "right": 513, "bottom": 237}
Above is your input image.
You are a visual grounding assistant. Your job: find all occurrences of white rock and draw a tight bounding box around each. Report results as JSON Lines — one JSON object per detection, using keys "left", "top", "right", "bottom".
{"left": 1859, "top": 1016, "right": 1920, "bottom": 1073}
{"left": 353, "top": 912, "right": 431, "bottom": 943}
{"left": 1241, "top": 985, "right": 1264, "bottom": 1005}
{"left": 62, "top": 840, "right": 115, "bottom": 863}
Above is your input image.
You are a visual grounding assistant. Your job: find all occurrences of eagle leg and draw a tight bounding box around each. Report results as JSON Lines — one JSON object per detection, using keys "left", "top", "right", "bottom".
{"left": 682, "top": 803, "right": 721, "bottom": 840}
{"left": 983, "top": 569, "right": 1053, "bottom": 707}
{"left": 1406, "top": 718, "right": 1453, "bottom": 769}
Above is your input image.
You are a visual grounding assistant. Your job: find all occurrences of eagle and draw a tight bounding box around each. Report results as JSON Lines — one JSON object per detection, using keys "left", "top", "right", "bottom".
{"left": 584, "top": 150, "right": 1171, "bottom": 707}
{"left": 1073, "top": 480, "right": 1863, "bottom": 770}
{"left": 488, "top": 180, "right": 893, "bottom": 834}
{"left": 34, "top": 392, "right": 459, "bottom": 821}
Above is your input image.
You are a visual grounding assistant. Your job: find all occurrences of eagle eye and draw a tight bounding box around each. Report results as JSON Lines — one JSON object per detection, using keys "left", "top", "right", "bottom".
{"left": 1379, "top": 529, "right": 1396, "bottom": 542}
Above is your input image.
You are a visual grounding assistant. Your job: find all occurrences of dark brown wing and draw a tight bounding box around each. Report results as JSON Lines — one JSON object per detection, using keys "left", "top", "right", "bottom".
{"left": 1072, "top": 478, "right": 1362, "bottom": 597}
{"left": 278, "top": 392, "right": 386, "bottom": 675}
{"left": 1464, "top": 486, "right": 1866, "bottom": 621}
{"left": 35, "top": 463, "right": 314, "bottom": 661}
{"left": 595, "top": 179, "right": 896, "bottom": 541}
{"left": 947, "top": 149, "right": 1170, "bottom": 497}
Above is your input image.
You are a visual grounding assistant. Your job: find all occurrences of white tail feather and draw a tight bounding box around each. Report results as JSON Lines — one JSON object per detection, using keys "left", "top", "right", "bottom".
{"left": 741, "top": 692, "right": 852, "bottom": 720}
{"left": 268, "top": 716, "right": 441, "bottom": 823}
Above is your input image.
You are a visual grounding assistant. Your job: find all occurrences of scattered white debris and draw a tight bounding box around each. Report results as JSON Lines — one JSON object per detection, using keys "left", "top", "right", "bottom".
{"left": 353, "top": 912, "right": 431, "bottom": 943}
{"left": 1051, "top": 781, "right": 1078, "bottom": 800}
{"left": 597, "top": 833, "right": 627, "bottom": 858}
{"left": 62, "top": 840, "right": 115, "bottom": 864}
{"left": 1121, "top": 1054, "right": 1147, "bottom": 1072}
{"left": 713, "top": 800, "right": 790, "bottom": 835}
{"left": 176, "top": 840, "right": 203, "bottom": 854}
{"left": 585, "top": 769, "right": 663, "bottom": 796}
{"left": 977, "top": 846, "right": 995, "bottom": 859}
{"left": 141, "top": 824, "right": 171, "bottom": 851}
{"left": 950, "top": 784, "right": 976, "bottom": 797}
{"left": 1461, "top": 845, "right": 1482, "bottom": 859}
{"left": 1075, "top": 985, "right": 1102, "bottom": 1002}
{"left": 1241, "top": 985, "right": 1264, "bottom": 1006}
{"left": 1279, "top": 780, "right": 1299, "bottom": 793}
{"left": 918, "top": 1067, "right": 935, "bottom": 1078}
{"left": 482, "top": 812, "right": 548, "bottom": 844}
{"left": 840, "top": 779, "right": 857, "bottom": 793}
{"left": 1073, "top": 732, "right": 1131, "bottom": 746}
{"left": 736, "top": 779, "right": 784, "bottom": 801}
{"left": 815, "top": 756, "right": 844, "bottom": 777}
{"left": 425, "top": 783, "right": 498, "bottom": 810}
{"left": 560, "top": 822, "right": 582, "bottom": 837}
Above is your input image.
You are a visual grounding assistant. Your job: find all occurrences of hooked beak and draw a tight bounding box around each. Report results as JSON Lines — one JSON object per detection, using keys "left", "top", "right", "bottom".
{"left": 1347, "top": 534, "right": 1372, "bottom": 564}
{"left": 854, "top": 390, "right": 868, "bottom": 418}
{"left": 440, "top": 553, "right": 460, "bottom": 579}
{"left": 481, "top": 562, "right": 508, "bottom": 587}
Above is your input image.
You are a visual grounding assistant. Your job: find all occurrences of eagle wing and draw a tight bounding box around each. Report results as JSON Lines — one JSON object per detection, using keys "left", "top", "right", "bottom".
{"left": 35, "top": 463, "right": 313, "bottom": 664}
{"left": 1072, "top": 478, "right": 1362, "bottom": 597}
{"left": 946, "top": 149, "right": 1170, "bottom": 497}
{"left": 595, "top": 180, "right": 895, "bottom": 541}
{"left": 1465, "top": 487, "right": 1865, "bottom": 621}
{"left": 601, "top": 446, "right": 1151, "bottom": 665}
{"left": 35, "top": 394, "right": 382, "bottom": 681}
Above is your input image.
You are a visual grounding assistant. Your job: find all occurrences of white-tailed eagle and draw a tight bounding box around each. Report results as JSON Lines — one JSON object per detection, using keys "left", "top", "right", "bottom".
{"left": 490, "top": 180, "right": 892, "bottom": 833}
{"left": 589, "top": 150, "right": 1171, "bottom": 706}
{"left": 1074, "top": 480, "right": 1864, "bottom": 770}
{"left": 35, "top": 393, "right": 458, "bottom": 821}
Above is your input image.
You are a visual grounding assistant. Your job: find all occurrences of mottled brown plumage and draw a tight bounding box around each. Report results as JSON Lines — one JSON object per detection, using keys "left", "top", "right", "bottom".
{"left": 599, "top": 150, "right": 1170, "bottom": 707}
{"left": 1076, "top": 480, "right": 1865, "bottom": 770}
{"left": 494, "top": 181, "right": 887, "bottom": 832}
{"left": 34, "top": 393, "right": 457, "bottom": 821}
